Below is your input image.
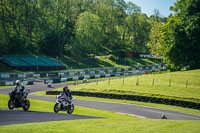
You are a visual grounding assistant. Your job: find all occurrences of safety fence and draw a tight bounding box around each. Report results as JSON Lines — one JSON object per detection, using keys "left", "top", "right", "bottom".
{"left": 81, "top": 75, "right": 200, "bottom": 89}
{"left": 0, "top": 65, "right": 163, "bottom": 86}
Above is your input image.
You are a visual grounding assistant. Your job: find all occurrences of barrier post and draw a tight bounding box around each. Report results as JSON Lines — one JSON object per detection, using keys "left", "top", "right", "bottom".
{"left": 186, "top": 80, "right": 188, "bottom": 88}
{"left": 136, "top": 77, "right": 139, "bottom": 85}
{"left": 152, "top": 78, "right": 154, "bottom": 86}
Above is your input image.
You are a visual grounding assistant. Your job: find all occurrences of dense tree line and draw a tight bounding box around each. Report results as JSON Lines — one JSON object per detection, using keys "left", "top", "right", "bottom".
{"left": 148, "top": 0, "right": 200, "bottom": 70}
{"left": 0, "top": 0, "right": 199, "bottom": 70}
{"left": 0, "top": 0, "right": 151, "bottom": 58}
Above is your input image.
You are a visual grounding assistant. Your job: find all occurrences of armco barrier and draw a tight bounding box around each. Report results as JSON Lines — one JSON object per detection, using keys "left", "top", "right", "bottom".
{"left": 44, "top": 78, "right": 61, "bottom": 84}
{"left": 46, "top": 91, "right": 200, "bottom": 110}
{"left": 0, "top": 80, "right": 33, "bottom": 86}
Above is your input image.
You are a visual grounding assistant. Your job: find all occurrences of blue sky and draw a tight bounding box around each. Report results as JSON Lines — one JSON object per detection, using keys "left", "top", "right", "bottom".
{"left": 124, "top": 0, "right": 177, "bottom": 17}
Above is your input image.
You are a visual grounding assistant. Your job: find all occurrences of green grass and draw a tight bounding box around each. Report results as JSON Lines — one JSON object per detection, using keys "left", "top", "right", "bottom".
{"left": 53, "top": 69, "right": 200, "bottom": 103}
{"left": 1, "top": 94, "right": 200, "bottom": 133}
{"left": 62, "top": 55, "right": 161, "bottom": 69}
{"left": 0, "top": 86, "right": 14, "bottom": 89}
{"left": 1, "top": 117, "right": 200, "bottom": 133}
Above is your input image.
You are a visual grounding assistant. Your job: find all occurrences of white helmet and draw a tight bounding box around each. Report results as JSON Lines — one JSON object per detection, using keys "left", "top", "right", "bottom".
{"left": 15, "top": 80, "right": 21, "bottom": 86}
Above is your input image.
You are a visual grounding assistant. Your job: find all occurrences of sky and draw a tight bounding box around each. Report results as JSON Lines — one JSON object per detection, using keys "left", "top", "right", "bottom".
{"left": 124, "top": 0, "right": 177, "bottom": 17}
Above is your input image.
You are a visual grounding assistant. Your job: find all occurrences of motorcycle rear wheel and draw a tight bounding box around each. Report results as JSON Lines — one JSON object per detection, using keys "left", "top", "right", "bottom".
{"left": 8, "top": 99, "right": 15, "bottom": 110}
{"left": 23, "top": 99, "right": 30, "bottom": 111}
{"left": 54, "top": 103, "right": 59, "bottom": 113}
{"left": 67, "top": 104, "right": 74, "bottom": 114}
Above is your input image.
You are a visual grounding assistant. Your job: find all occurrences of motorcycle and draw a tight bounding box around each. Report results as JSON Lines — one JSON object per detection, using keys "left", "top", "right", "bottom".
{"left": 8, "top": 88, "right": 30, "bottom": 111}
{"left": 54, "top": 94, "right": 75, "bottom": 114}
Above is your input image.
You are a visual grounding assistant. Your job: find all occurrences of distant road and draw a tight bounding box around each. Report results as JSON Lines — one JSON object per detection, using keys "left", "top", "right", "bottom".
{"left": 1, "top": 82, "right": 200, "bottom": 120}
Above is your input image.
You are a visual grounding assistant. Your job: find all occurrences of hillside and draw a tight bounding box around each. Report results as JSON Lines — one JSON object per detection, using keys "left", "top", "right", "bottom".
{"left": 0, "top": 55, "right": 161, "bottom": 72}
{"left": 62, "top": 55, "right": 161, "bottom": 69}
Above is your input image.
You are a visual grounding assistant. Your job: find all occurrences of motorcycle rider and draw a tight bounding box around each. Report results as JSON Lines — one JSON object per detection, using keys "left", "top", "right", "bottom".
{"left": 60, "top": 85, "right": 72, "bottom": 100}
{"left": 58, "top": 85, "right": 72, "bottom": 106}
{"left": 11, "top": 80, "right": 26, "bottom": 101}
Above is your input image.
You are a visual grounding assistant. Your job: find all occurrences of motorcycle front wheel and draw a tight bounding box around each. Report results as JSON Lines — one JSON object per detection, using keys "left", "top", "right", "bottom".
{"left": 67, "top": 104, "right": 74, "bottom": 114}
{"left": 23, "top": 99, "right": 30, "bottom": 111}
{"left": 54, "top": 103, "right": 59, "bottom": 113}
{"left": 8, "top": 99, "right": 15, "bottom": 110}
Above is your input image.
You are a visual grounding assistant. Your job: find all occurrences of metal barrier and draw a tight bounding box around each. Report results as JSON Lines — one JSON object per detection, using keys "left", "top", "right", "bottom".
{"left": 0, "top": 65, "right": 164, "bottom": 85}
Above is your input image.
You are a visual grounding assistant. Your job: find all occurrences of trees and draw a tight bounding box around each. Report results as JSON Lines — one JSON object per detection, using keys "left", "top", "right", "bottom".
{"left": 161, "top": 0, "right": 200, "bottom": 70}
{"left": 147, "top": 0, "right": 200, "bottom": 70}
{"left": 0, "top": 0, "right": 152, "bottom": 60}
{"left": 148, "top": 9, "right": 164, "bottom": 57}
{"left": 126, "top": 13, "right": 150, "bottom": 52}
{"left": 126, "top": 1, "right": 141, "bottom": 15}
{"left": 148, "top": 20, "right": 163, "bottom": 57}
{"left": 74, "top": 11, "right": 102, "bottom": 57}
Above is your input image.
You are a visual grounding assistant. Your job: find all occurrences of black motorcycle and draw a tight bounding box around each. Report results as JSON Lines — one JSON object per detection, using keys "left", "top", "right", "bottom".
{"left": 54, "top": 95, "right": 75, "bottom": 114}
{"left": 8, "top": 89, "right": 30, "bottom": 111}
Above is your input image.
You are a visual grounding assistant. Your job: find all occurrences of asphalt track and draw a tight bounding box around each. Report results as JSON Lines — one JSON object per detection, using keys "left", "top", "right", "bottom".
{"left": 30, "top": 95, "right": 200, "bottom": 120}
{"left": 0, "top": 81, "right": 200, "bottom": 126}
{"left": 0, "top": 109, "right": 102, "bottom": 126}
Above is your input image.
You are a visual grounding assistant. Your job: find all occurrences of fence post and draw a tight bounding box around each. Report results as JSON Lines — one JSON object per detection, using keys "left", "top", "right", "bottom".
{"left": 96, "top": 79, "right": 98, "bottom": 85}
{"left": 186, "top": 80, "right": 188, "bottom": 88}
{"left": 136, "top": 77, "right": 139, "bottom": 85}
{"left": 152, "top": 78, "right": 154, "bottom": 86}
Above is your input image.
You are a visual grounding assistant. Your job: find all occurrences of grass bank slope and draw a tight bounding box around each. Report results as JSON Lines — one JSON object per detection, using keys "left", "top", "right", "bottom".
{"left": 62, "top": 55, "right": 161, "bottom": 69}
{"left": 55, "top": 69, "right": 200, "bottom": 103}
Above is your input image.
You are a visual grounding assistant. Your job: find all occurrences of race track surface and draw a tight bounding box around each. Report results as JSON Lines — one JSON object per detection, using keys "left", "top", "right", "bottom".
{"left": 0, "top": 109, "right": 102, "bottom": 126}
{"left": 30, "top": 95, "right": 200, "bottom": 120}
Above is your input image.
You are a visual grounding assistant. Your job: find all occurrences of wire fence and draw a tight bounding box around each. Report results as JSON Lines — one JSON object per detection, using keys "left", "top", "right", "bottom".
{"left": 75, "top": 74, "right": 200, "bottom": 89}
{"left": 0, "top": 65, "right": 163, "bottom": 82}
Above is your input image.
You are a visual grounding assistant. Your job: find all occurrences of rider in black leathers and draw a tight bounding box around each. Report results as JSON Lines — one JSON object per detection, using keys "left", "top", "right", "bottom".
{"left": 11, "top": 80, "right": 26, "bottom": 100}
